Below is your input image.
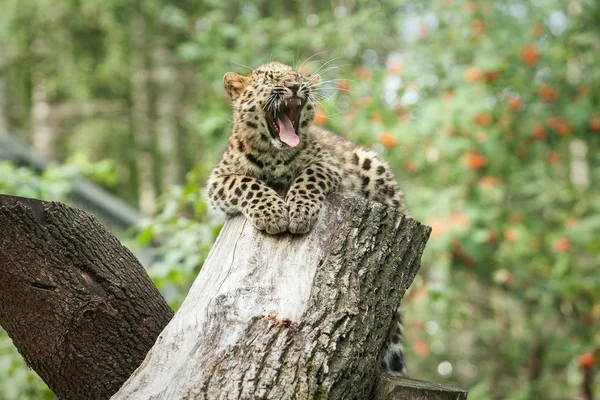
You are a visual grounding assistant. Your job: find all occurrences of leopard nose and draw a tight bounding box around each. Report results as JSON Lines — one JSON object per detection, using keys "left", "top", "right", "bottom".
{"left": 286, "top": 83, "right": 300, "bottom": 95}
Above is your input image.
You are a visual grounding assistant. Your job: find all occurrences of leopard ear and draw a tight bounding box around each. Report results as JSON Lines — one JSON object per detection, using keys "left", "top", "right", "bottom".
{"left": 223, "top": 72, "right": 250, "bottom": 100}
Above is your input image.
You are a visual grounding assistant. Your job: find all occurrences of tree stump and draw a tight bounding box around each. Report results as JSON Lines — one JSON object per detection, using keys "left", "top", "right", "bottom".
{"left": 0, "top": 194, "right": 467, "bottom": 399}
{"left": 112, "top": 195, "right": 456, "bottom": 399}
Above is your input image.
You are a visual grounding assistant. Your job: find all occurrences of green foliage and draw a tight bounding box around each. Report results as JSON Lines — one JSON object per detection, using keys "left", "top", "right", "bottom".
{"left": 136, "top": 171, "right": 221, "bottom": 309}
{"left": 1, "top": 0, "right": 599, "bottom": 398}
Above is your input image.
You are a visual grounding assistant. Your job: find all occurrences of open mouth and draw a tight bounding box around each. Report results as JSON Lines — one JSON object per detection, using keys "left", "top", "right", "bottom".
{"left": 265, "top": 98, "right": 305, "bottom": 148}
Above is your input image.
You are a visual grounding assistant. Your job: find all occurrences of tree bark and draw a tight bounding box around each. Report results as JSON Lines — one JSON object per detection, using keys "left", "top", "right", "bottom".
{"left": 0, "top": 194, "right": 467, "bottom": 399}
{"left": 111, "top": 195, "right": 434, "bottom": 399}
{"left": 0, "top": 194, "right": 174, "bottom": 400}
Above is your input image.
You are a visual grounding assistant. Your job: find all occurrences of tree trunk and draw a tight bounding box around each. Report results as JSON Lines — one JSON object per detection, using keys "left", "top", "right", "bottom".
{"left": 0, "top": 194, "right": 174, "bottom": 400}
{"left": 130, "top": 13, "right": 156, "bottom": 215}
{"left": 31, "top": 40, "right": 55, "bottom": 158}
{"left": 0, "top": 48, "right": 8, "bottom": 135}
{"left": 152, "top": 39, "right": 180, "bottom": 189}
{"left": 111, "top": 195, "right": 437, "bottom": 399}
{"left": 0, "top": 194, "right": 467, "bottom": 399}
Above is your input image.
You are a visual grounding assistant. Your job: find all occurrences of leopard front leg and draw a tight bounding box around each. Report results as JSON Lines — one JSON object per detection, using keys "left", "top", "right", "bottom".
{"left": 207, "top": 174, "right": 289, "bottom": 234}
{"left": 286, "top": 164, "right": 341, "bottom": 234}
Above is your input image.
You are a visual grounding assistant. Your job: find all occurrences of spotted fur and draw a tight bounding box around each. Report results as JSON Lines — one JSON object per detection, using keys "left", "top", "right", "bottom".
{"left": 207, "top": 61, "right": 409, "bottom": 375}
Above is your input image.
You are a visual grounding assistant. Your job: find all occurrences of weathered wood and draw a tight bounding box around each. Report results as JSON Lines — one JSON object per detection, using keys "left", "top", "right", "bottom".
{"left": 113, "top": 195, "right": 433, "bottom": 399}
{"left": 373, "top": 374, "right": 468, "bottom": 400}
{"left": 0, "top": 194, "right": 174, "bottom": 400}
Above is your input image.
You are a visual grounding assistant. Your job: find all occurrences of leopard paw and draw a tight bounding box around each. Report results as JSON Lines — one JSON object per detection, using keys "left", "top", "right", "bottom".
{"left": 288, "top": 207, "right": 319, "bottom": 234}
{"left": 249, "top": 204, "right": 289, "bottom": 234}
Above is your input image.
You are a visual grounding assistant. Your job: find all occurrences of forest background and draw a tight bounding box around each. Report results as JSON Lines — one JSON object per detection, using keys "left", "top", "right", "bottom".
{"left": 0, "top": 0, "right": 599, "bottom": 399}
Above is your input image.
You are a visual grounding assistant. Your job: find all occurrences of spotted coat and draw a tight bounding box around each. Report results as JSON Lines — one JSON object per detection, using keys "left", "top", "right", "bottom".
{"left": 207, "top": 61, "right": 409, "bottom": 375}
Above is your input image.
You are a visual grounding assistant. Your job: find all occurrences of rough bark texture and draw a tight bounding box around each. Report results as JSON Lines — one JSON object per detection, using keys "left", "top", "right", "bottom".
{"left": 0, "top": 194, "right": 174, "bottom": 400}
{"left": 112, "top": 195, "right": 436, "bottom": 400}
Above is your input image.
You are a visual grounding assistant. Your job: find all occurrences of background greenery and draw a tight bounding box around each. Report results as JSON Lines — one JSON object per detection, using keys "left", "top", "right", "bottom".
{"left": 1, "top": 0, "right": 599, "bottom": 399}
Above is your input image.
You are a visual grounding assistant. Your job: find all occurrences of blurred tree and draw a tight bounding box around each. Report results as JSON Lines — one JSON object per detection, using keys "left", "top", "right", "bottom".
{"left": 0, "top": 0, "right": 599, "bottom": 399}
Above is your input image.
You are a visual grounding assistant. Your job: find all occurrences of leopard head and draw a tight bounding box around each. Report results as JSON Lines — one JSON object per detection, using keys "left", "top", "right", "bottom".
{"left": 223, "top": 62, "right": 320, "bottom": 150}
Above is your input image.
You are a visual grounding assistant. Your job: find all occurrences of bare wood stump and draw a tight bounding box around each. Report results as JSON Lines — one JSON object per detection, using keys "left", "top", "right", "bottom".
{"left": 0, "top": 194, "right": 467, "bottom": 399}
{"left": 0, "top": 194, "right": 174, "bottom": 400}
{"left": 373, "top": 375, "right": 468, "bottom": 400}
{"left": 112, "top": 195, "right": 439, "bottom": 399}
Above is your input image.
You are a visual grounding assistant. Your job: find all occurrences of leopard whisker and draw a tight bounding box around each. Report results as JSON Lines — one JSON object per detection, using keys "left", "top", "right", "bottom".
{"left": 296, "top": 51, "right": 328, "bottom": 73}
{"left": 311, "top": 57, "right": 343, "bottom": 77}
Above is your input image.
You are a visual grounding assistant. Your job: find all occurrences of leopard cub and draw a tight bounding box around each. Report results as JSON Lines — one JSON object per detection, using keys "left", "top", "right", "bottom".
{"left": 207, "top": 61, "right": 407, "bottom": 235}
{"left": 206, "top": 61, "right": 409, "bottom": 376}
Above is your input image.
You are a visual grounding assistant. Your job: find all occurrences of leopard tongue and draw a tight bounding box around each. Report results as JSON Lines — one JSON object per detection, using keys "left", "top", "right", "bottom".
{"left": 276, "top": 113, "right": 299, "bottom": 148}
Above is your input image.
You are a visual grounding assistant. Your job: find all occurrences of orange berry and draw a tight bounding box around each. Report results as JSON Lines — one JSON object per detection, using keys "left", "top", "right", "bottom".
{"left": 313, "top": 113, "right": 328, "bottom": 126}
{"left": 442, "top": 90, "right": 454, "bottom": 102}
{"left": 548, "top": 117, "right": 572, "bottom": 136}
{"left": 539, "top": 85, "right": 558, "bottom": 102}
{"left": 387, "top": 60, "right": 403, "bottom": 75}
{"left": 462, "top": 152, "right": 488, "bottom": 169}
{"left": 450, "top": 213, "right": 470, "bottom": 228}
{"left": 335, "top": 79, "right": 350, "bottom": 92}
{"left": 357, "top": 96, "right": 373, "bottom": 108}
{"left": 590, "top": 115, "right": 600, "bottom": 132}
{"left": 533, "top": 24, "right": 544, "bottom": 37}
{"left": 409, "top": 286, "right": 429, "bottom": 300}
{"left": 579, "top": 353, "right": 596, "bottom": 368}
{"left": 465, "top": 1, "right": 477, "bottom": 13}
{"left": 354, "top": 65, "right": 372, "bottom": 81}
{"left": 479, "top": 176, "right": 500, "bottom": 188}
{"left": 471, "top": 19, "right": 486, "bottom": 36}
{"left": 464, "top": 68, "right": 481, "bottom": 83}
{"left": 553, "top": 238, "right": 570, "bottom": 253}
{"left": 414, "top": 340, "right": 431, "bottom": 357}
{"left": 427, "top": 216, "right": 449, "bottom": 239}
{"left": 444, "top": 127, "right": 456, "bottom": 137}
{"left": 520, "top": 43, "right": 539, "bottom": 68}
{"left": 370, "top": 112, "right": 383, "bottom": 124}
{"left": 403, "top": 161, "right": 419, "bottom": 174}
{"left": 507, "top": 96, "right": 522, "bottom": 112}
{"left": 504, "top": 228, "right": 518, "bottom": 242}
{"left": 473, "top": 113, "right": 493, "bottom": 127}
{"left": 532, "top": 124, "right": 546, "bottom": 140}
{"left": 378, "top": 132, "right": 397, "bottom": 149}
{"left": 545, "top": 151, "right": 562, "bottom": 165}
{"left": 564, "top": 217, "right": 578, "bottom": 228}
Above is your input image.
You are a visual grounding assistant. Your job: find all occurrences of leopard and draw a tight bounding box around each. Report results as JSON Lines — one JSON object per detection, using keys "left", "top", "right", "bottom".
{"left": 206, "top": 61, "right": 409, "bottom": 376}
